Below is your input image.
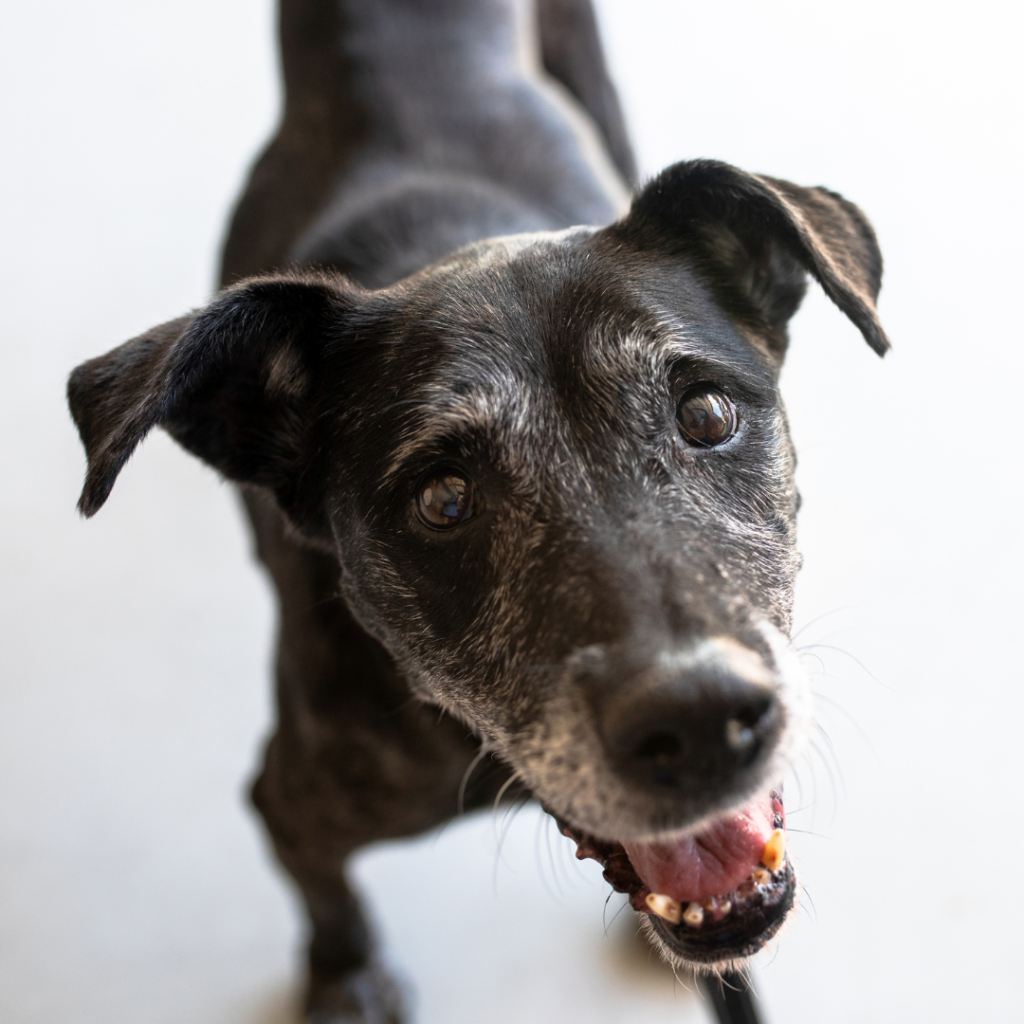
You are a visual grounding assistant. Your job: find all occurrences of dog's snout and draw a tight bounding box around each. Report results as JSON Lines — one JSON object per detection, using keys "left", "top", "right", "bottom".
{"left": 598, "top": 652, "right": 781, "bottom": 793}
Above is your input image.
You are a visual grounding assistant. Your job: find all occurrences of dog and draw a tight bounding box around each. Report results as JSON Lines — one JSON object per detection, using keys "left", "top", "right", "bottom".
{"left": 67, "top": 1, "right": 888, "bottom": 1020}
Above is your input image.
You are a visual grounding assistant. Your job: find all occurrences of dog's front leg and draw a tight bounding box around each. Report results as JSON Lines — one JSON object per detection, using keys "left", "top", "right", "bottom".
{"left": 253, "top": 703, "right": 511, "bottom": 1024}
{"left": 250, "top": 780, "right": 402, "bottom": 1024}
{"left": 242, "top": 489, "right": 512, "bottom": 1023}
{"left": 252, "top": 715, "right": 510, "bottom": 1024}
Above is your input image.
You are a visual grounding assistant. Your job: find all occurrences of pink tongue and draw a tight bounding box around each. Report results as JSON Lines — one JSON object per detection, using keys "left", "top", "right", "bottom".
{"left": 622, "top": 795, "right": 775, "bottom": 904}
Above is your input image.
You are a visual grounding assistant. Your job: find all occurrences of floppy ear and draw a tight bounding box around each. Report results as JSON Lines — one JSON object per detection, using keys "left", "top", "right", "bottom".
{"left": 615, "top": 159, "right": 889, "bottom": 358}
{"left": 67, "top": 272, "right": 361, "bottom": 529}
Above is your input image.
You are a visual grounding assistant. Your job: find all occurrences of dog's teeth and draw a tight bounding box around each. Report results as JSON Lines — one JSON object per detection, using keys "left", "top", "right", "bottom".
{"left": 703, "top": 896, "right": 732, "bottom": 917}
{"left": 761, "top": 828, "right": 785, "bottom": 872}
{"left": 645, "top": 893, "right": 682, "bottom": 925}
{"left": 752, "top": 866, "right": 772, "bottom": 886}
{"left": 682, "top": 902, "right": 704, "bottom": 928}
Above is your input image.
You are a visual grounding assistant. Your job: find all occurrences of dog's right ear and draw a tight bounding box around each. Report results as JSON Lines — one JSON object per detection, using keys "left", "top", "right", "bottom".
{"left": 67, "top": 272, "right": 363, "bottom": 529}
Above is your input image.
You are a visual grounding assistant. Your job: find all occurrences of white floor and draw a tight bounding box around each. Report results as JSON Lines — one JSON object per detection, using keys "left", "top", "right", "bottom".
{"left": 2, "top": 1, "right": 1022, "bottom": 1022}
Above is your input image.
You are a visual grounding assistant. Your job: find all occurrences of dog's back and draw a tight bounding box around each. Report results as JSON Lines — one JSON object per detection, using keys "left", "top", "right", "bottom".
{"left": 220, "top": 0, "right": 633, "bottom": 288}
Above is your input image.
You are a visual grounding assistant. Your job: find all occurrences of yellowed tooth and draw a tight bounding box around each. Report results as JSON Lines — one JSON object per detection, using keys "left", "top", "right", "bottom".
{"left": 682, "top": 902, "right": 705, "bottom": 928}
{"left": 645, "top": 893, "right": 682, "bottom": 925}
{"left": 761, "top": 828, "right": 785, "bottom": 872}
{"left": 752, "top": 867, "right": 772, "bottom": 886}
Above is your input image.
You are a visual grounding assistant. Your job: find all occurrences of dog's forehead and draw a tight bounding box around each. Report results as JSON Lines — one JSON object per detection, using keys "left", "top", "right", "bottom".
{"left": 389, "top": 231, "right": 777, "bottom": 415}
{"left": 372, "top": 234, "right": 782, "bottom": 496}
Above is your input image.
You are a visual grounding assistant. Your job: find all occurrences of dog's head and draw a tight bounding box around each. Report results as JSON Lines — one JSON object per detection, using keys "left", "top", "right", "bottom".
{"left": 69, "top": 160, "right": 886, "bottom": 968}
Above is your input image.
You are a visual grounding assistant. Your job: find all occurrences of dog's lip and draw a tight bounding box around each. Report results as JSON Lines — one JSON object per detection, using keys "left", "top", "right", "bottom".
{"left": 555, "top": 788, "right": 794, "bottom": 963}
{"left": 646, "top": 859, "right": 796, "bottom": 964}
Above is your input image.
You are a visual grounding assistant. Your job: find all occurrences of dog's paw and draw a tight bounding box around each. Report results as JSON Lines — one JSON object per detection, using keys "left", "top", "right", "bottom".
{"left": 305, "top": 962, "right": 405, "bottom": 1024}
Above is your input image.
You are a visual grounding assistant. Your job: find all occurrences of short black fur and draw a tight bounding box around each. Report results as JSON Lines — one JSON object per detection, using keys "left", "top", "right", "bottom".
{"left": 67, "top": 3, "right": 887, "bottom": 1021}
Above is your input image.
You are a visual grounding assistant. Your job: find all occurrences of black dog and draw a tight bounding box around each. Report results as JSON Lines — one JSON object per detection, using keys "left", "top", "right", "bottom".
{"left": 68, "top": 1, "right": 888, "bottom": 1020}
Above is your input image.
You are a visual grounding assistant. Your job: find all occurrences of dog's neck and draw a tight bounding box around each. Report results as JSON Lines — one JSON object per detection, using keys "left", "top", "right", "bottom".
{"left": 281, "top": 0, "right": 537, "bottom": 125}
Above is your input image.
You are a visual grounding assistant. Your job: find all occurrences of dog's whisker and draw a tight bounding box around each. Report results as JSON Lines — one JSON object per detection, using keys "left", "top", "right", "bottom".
{"left": 672, "top": 964, "right": 696, "bottom": 997}
{"left": 785, "top": 827, "right": 832, "bottom": 839}
{"left": 798, "top": 643, "right": 890, "bottom": 690}
{"left": 806, "top": 736, "right": 842, "bottom": 827}
{"left": 533, "top": 809, "right": 564, "bottom": 905}
{"left": 491, "top": 771, "right": 523, "bottom": 814}
{"left": 794, "top": 747, "right": 820, "bottom": 832}
{"left": 715, "top": 969, "right": 746, "bottom": 995}
{"left": 795, "top": 900, "right": 815, "bottom": 925}
{"left": 785, "top": 760, "right": 808, "bottom": 822}
{"left": 792, "top": 603, "right": 858, "bottom": 643}
{"left": 612, "top": 895, "right": 631, "bottom": 934}
{"left": 810, "top": 719, "right": 847, "bottom": 790}
{"left": 457, "top": 745, "right": 490, "bottom": 816}
{"left": 798, "top": 882, "right": 818, "bottom": 924}
{"left": 810, "top": 721, "right": 850, "bottom": 809}
{"left": 783, "top": 802, "right": 815, "bottom": 816}
{"left": 544, "top": 812, "right": 569, "bottom": 896}
{"left": 491, "top": 792, "right": 532, "bottom": 895}
{"left": 806, "top": 625, "right": 856, "bottom": 647}
{"left": 601, "top": 889, "right": 615, "bottom": 935}
{"left": 494, "top": 784, "right": 528, "bottom": 837}
{"left": 799, "top": 650, "right": 827, "bottom": 676}
{"left": 800, "top": 741, "right": 828, "bottom": 825}
{"left": 548, "top": 809, "right": 584, "bottom": 896}
{"left": 813, "top": 692, "right": 880, "bottom": 758}
{"left": 742, "top": 962, "right": 758, "bottom": 994}
{"left": 812, "top": 718, "right": 838, "bottom": 757}
{"left": 605, "top": 892, "right": 633, "bottom": 937}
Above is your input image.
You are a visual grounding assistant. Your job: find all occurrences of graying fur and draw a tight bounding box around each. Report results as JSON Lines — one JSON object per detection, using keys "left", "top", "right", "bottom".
{"left": 66, "top": 2, "right": 887, "bottom": 1019}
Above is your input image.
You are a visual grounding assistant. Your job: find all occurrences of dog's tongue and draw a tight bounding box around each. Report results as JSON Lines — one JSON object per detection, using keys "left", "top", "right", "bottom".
{"left": 622, "top": 794, "right": 776, "bottom": 904}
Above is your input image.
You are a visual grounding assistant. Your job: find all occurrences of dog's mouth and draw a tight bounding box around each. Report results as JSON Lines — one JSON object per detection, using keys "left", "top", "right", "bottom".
{"left": 555, "top": 788, "right": 793, "bottom": 965}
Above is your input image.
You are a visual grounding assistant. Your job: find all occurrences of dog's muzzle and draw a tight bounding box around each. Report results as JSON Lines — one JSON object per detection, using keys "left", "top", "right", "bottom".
{"left": 552, "top": 632, "right": 805, "bottom": 965}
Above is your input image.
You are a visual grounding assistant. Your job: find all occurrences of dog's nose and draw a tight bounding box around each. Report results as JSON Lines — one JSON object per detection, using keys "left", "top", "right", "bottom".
{"left": 600, "top": 670, "right": 780, "bottom": 791}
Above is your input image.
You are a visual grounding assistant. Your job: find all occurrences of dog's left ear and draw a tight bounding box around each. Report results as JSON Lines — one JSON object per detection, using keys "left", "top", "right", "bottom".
{"left": 613, "top": 159, "right": 889, "bottom": 358}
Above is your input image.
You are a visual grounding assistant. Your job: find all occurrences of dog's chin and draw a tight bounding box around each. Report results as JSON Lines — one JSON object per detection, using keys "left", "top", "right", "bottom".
{"left": 553, "top": 786, "right": 794, "bottom": 968}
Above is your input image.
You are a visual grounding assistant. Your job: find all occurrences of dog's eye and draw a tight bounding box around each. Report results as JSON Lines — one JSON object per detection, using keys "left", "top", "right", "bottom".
{"left": 414, "top": 470, "right": 478, "bottom": 529}
{"left": 677, "top": 387, "right": 738, "bottom": 447}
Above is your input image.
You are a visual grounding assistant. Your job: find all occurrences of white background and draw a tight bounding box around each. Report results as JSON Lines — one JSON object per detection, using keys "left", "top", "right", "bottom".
{"left": 1, "top": 1, "right": 1022, "bottom": 1021}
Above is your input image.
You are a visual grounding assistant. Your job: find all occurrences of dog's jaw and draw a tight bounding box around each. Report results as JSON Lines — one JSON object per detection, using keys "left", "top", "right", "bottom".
{"left": 556, "top": 790, "right": 796, "bottom": 969}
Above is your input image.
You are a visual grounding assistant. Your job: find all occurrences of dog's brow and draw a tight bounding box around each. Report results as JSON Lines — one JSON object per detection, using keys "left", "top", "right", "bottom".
{"left": 381, "top": 376, "right": 532, "bottom": 486}
{"left": 582, "top": 327, "right": 736, "bottom": 379}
